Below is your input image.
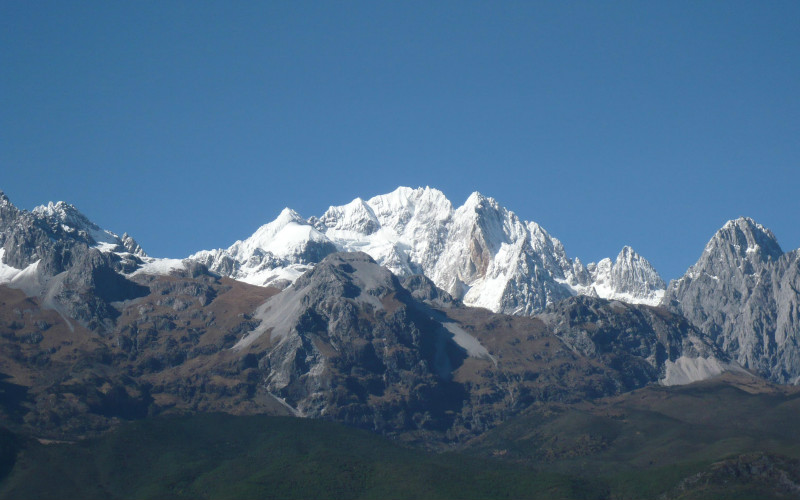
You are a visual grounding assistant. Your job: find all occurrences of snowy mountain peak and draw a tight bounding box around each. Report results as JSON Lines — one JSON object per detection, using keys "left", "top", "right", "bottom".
{"left": 319, "top": 197, "right": 380, "bottom": 234}
{"left": 617, "top": 245, "right": 636, "bottom": 258}
{"left": 566, "top": 246, "right": 665, "bottom": 306}
{"left": 461, "top": 191, "right": 504, "bottom": 217}
{"left": 365, "top": 186, "right": 452, "bottom": 233}
{"left": 30, "top": 199, "right": 146, "bottom": 257}
{"left": 276, "top": 207, "right": 305, "bottom": 224}
{"left": 189, "top": 187, "right": 667, "bottom": 314}
{"left": 34, "top": 200, "right": 97, "bottom": 230}
{"left": 463, "top": 190, "right": 487, "bottom": 207}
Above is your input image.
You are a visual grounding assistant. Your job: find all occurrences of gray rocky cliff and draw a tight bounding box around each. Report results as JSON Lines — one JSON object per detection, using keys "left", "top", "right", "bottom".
{"left": 541, "top": 295, "right": 731, "bottom": 388}
{"left": 235, "top": 252, "right": 470, "bottom": 434}
{"left": 663, "top": 217, "right": 800, "bottom": 383}
{"left": 0, "top": 191, "right": 149, "bottom": 331}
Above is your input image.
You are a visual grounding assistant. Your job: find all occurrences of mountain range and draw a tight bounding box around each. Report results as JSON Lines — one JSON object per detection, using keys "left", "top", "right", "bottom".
{"left": 190, "top": 187, "right": 667, "bottom": 312}
{"left": 189, "top": 186, "right": 799, "bottom": 385}
{"left": 1, "top": 186, "right": 800, "bottom": 497}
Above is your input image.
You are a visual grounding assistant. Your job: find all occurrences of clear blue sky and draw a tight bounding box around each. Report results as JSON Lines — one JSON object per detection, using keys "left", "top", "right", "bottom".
{"left": 2, "top": 2, "right": 798, "bottom": 280}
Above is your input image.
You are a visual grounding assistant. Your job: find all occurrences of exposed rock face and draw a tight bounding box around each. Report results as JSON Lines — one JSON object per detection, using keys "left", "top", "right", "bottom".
{"left": 542, "top": 296, "right": 733, "bottom": 388}
{"left": 664, "top": 217, "right": 800, "bottom": 384}
{"left": 231, "top": 252, "right": 476, "bottom": 434}
{"left": 226, "top": 252, "right": 732, "bottom": 438}
{"left": 0, "top": 247, "right": 737, "bottom": 443}
{"left": 190, "top": 187, "right": 666, "bottom": 314}
{"left": 0, "top": 192, "right": 149, "bottom": 331}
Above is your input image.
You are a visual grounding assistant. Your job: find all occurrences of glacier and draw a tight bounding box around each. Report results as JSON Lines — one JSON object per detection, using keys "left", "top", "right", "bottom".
{"left": 189, "top": 187, "right": 667, "bottom": 315}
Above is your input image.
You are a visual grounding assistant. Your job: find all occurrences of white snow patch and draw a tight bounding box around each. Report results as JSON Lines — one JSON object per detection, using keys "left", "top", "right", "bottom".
{"left": 566, "top": 281, "right": 665, "bottom": 306}
{"left": 0, "top": 249, "right": 23, "bottom": 284}
{"left": 94, "top": 241, "right": 119, "bottom": 253}
{"left": 237, "top": 264, "right": 312, "bottom": 287}
{"left": 233, "top": 285, "right": 306, "bottom": 350}
{"left": 442, "top": 322, "right": 496, "bottom": 365}
{"left": 660, "top": 356, "right": 726, "bottom": 386}
{"left": 7, "top": 260, "right": 44, "bottom": 296}
{"left": 131, "top": 258, "right": 186, "bottom": 276}
{"left": 463, "top": 275, "right": 507, "bottom": 312}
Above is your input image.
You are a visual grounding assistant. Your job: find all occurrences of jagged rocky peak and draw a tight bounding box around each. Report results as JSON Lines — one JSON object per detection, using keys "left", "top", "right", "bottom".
{"left": 610, "top": 245, "right": 665, "bottom": 293}
{"left": 319, "top": 197, "right": 380, "bottom": 234}
{"left": 121, "top": 233, "right": 146, "bottom": 257}
{"left": 0, "top": 190, "right": 152, "bottom": 332}
{"left": 570, "top": 246, "right": 666, "bottom": 306}
{"left": 699, "top": 217, "right": 783, "bottom": 272}
{"left": 33, "top": 200, "right": 115, "bottom": 247}
{"left": 24, "top": 198, "right": 147, "bottom": 257}
{"left": 188, "top": 186, "right": 667, "bottom": 315}
{"left": 292, "top": 251, "right": 401, "bottom": 301}
{"left": 671, "top": 216, "right": 782, "bottom": 284}
{"left": 33, "top": 200, "right": 93, "bottom": 226}
{"left": 1, "top": 191, "right": 147, "bottom": 268}
{"left": 663, "top": 217, "right": 800, "bottom": 384}
{"left": 0, "top": 191, "right": 22, "bottom": 230}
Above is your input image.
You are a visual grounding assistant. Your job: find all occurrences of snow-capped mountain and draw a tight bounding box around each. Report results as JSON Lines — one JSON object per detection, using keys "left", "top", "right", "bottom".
{"left": 0, "top": 188, "right": 766, "bottom": 447}
{"left": 190, "top": 187, "right": 666, "bottom": 314}
{"left": 0, "top": 194, "right": 145, "bottom": 277}
{"left": 571, "top": 246, "right": 666, "bottom": 306}
{"left": 0, "top": 191, "right": 164, "bottom": 330}
{"left": 191, "top": 208, "right": 337, "bottom": 288}
{"left": 0, "top": 192, "right": 189, "bottom": 285}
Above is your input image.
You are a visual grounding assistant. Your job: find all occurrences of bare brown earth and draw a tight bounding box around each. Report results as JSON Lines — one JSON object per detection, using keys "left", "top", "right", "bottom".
{"left": 0, "top": 272, "right": 292, "bottom": 440}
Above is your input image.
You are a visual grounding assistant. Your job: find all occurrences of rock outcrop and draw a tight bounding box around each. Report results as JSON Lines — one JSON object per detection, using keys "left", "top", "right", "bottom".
{"left": 664, "top": 217, "right": 800, "bottom": 383}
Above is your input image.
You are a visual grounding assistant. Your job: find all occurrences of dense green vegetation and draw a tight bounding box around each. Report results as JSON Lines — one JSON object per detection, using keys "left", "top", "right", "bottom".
{"left": 3, "top": 378, "right": 800, "bottom": 499}
{"left": 465, "top": 378, "right": 800, "bottom": 499}
{"left": 0, "top": 414, "right": 605, "bottom": 500}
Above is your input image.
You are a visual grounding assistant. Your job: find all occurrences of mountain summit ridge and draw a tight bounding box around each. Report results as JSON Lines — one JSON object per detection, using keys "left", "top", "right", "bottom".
{"left": 3, "top": 188, "right": 797, "bottom": 386}
{"left": 190, "top": 186, "right": 666, "bottom": 315}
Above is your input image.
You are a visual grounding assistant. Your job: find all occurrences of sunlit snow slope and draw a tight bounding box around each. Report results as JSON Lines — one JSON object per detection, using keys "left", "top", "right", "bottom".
{"left": 190, "top": 187, "right": 666, "bottom": 315}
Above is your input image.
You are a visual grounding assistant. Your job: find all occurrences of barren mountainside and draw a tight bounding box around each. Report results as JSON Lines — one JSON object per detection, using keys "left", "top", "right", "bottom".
{"left": 664, "top": 217, "right": 800, "bottom": 384}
